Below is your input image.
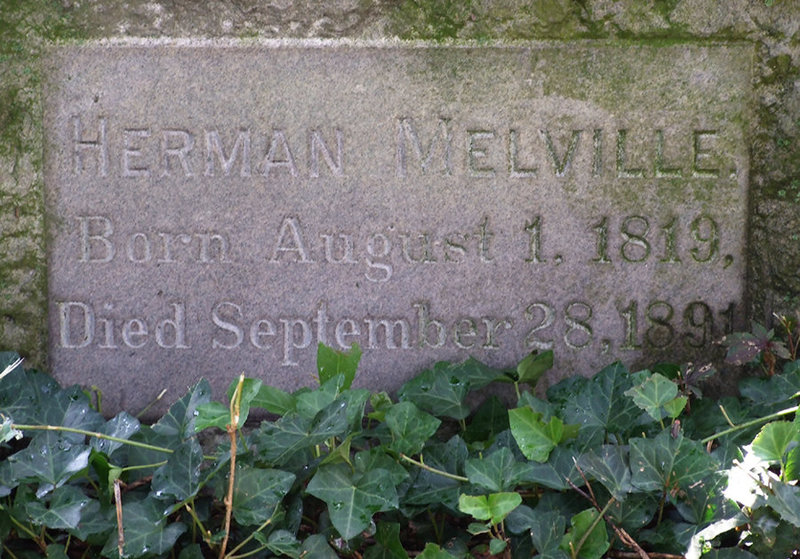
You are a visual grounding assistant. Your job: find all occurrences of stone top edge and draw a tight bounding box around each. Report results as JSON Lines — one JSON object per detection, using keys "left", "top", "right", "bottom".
{"left": 42, "top": 36, "right": 756, "bottom": 49}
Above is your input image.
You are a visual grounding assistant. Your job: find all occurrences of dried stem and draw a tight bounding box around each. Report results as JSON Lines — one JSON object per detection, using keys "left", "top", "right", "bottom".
{"left": 219, "top": 374, "right": 245, "bottom": 559}
{"left": 114, "top": 479, "right": 125, "bottom": 558}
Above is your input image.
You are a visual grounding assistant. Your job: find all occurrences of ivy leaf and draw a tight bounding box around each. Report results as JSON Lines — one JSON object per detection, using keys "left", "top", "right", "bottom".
{"left": 91, "top": 412, "right": 140, "bottom": 457}
{"left": 465, "top": 447, "right": 534, "bottom": 492}
{"left": 508, "top": 407, "right": 565, "bottom": 463}
{"left": 764, "top": 480, "right": 800, "bottom": 527}
{"left": 630, "top": 429, "right": 717, "bottom": 494}
{"left": 46, "top": 544, "right": 69, "bottom": 559}
{"left": 100, "top": 497, "right": 186, "bottom": 558}
{"left": 464, "top": 396, "right": 509, "bottom": 445}
{"left": 0, "top": 354, "right": 62, "bottom": 426}
{"left": 526, "top": 446, "right": 583, "bottom": 490}
{"left": 7, "top": 432, "right": 90, "bottom": 497}
{"left": 458, "top": 492, "right": 521, "bottom": 525}
{"left": 306, "top": 463, "right": 398, "bottom": 540}
{"left": 354, "top": 449, "right": 409, "bottom": 486}
{"left": 385, "top": 401, "right": 441, "bottom": 456}
{"left": 751, "top": 421, "right": 799, "bottom": 463}
{"left": 151, "top": 438, "right": 203, "bottom": 501}
{"left": 23, "top": 485, "right": 89, "bottom": 530}
{"left": 68, "top": 499, "right": 116, "bottom": 541}
{"left": 398, "top": 363, "right": 470, "bottom": 420}
{"left": 296, "top": 375, "right": 342, "bottom": 420}
{"left": 300, "top": 534, "right": 339, "bottom": 558}
{"left": 364, "top": 522, "right": 409, "bottom": 559}
{"left": 528, "top": 509, "right": 569, "bottom": 559}
{"left": 265, "top": 529, "right": 301, "bottom": 558}
{"left": 224, "top": 465, "right": 295, "bottom": 526}
{"left": 252, "top": 384, "right": 296, "bottom": 416}
{"left": 624, "top": 372, "right": 679, "bottom": 422}
{"left": 194, "top": 402, "right": 230, "bottom": 432}
{"left": 151, "top": 379, "right": 211, "bottom": 443}
{"left": 403, "top": 436, "right": 467, "bottom": 510}
{"left": 254, "top": 400, "right": 348, "bottom": 466}
{"left": 738, "top": 367, "right": 800, "bottom": 405}
{"left": 449, "top": 357, "right": 505, "bottom": 391}
{"left": 515, "top": 350, "right": 554, "bottom": 387}
{"left": 562, "top": 362, "right": 640, "bottom": 447}
{"left": 417, "top": 543, "right": 456, "bottom": 558}
{"left": 578, "top": 445, "right": 633, "bottom": 500}
{"left": 317, "top": 343, "right": 361, "bottom": 390}
{"left": 559, "top": 508, "right": 610, "bottom": 559}
{"left": 663, "top": 396, "right": 688, "bottom": 419}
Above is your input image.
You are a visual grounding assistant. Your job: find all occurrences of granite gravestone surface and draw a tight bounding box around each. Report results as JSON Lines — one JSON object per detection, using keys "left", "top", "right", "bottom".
{"left": 44, "top": 41, "right": 752, "bottom": 413}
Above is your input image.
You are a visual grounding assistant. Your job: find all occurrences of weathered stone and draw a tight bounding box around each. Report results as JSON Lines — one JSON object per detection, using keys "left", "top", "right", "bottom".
{"left": 43, "top": 41, "right": 751, "bottom": 414}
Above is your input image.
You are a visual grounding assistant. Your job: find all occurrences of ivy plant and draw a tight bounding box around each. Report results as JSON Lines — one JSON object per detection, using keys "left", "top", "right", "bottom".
{"left": 1, "top": 332, "right": 800, "bottom": 558}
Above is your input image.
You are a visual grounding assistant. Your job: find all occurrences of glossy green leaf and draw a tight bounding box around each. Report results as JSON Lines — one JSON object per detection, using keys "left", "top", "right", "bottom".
{"left": 516, "top": 350, "right": 553, "bottom": 386}
{"left": 465, "top": 447, "right": 534, "bottom": 492}
{"left": 254, "top": 400, "right": 348, "bottom": 466}
{"left": 91, "top": 412, "right": 140, "bottom": 457}
{"left": 265, "top": 529, "right": 301, "bottom": 558}
{"left": 508, "top": 407, "right": 563, "bottom": 463}
{"left": 738, "top": 367, "right": 800, "bottom": 405}
{"left": 306, "top": 463, "right": 398, "bottom": 540}
{"left": 752, "top": 421, "right": 799, "bottom": 463}
{"left": 151, "top": 438, "right": 203, "bottom": 501}
{"left": 68, "top": 499, "right": 116, "bottom": 541}
{"left": 578, "top": 445, "right": 632, "bottom": 500}
{"left": 7, "top": 432, "right": 90, "bottom": 497}
{"left": 630, "top": 429, "right": 717, "bottom": 493}
{"left": 403, "top": 436, "right": 467, "bottom": 510}
{"left": 489, "top": 538, "right": 508, "bottom": 555}
{"left": 151, "top": 379, "right": 211, "bottom": 443}
{"left": 663, "top": 396, "right": 688, "bottom": 419}
{"left": 364, "top": 522, "right": 409, "bottom": 559}
{"left": 624, "top": 372, "right": 679, "bottom": 422}
{"left": 0, "top": 354, "right": 62, "bottom": 426}
{"left": 299, "top": 534, "right": 339, "bottom": 558}
{"left": 194, "top": 402, "right": 229, "bottom": 431}
{"left": 318, "top": 342, "right": 361, "bottom": 390}
{"left": 252, "top": 383, "right": 296, "bottom": 416}
{"left": 562, "top": 362, "right": 639, "bottom": 446}
{"left": 464, "top": 396, "right": 509, "bottom": 445}
{"left": 526, "top": 446, "right": 583, "bottom": 490}
{"left": 354, "top": 449, "right": 409, "bottom": 486}
{"left": 296, "top": 375, "right": 342, "bottom": 420}
{"left": 23, "top": 485, "right": 89, "bottom": 530}
{"left": 765, "top": 480, "right": 800, "bottom": 527}
{"left": 385, "top": 401, "right": 441, "bottom": 456}
{"left": 100, "top": 497, "right": 186, "bottom": 558}
{"left": 417, "top": 543, "right": 456, "bottom": 559}
{"left": 458, "top": 492, "right": 521, "bottom": 525}
{"left": 398, "top": 363, "right": 470, "bottom": 420}
{"left": 559, "top": 508, "right": 610, "bottom": 559}
{"left": 227, "top": 465, "right": 295, "bottom": 526}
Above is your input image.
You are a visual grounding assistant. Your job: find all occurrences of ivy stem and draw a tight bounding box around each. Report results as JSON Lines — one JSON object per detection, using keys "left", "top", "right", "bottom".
{"left": 0, "top": 504, "right": 43, "bottom": 549}
{"left": 572, "top": 498, "right": 615, "bottom": 559}
{"left": 700, "top": 404, "right": 799, "bottom": 445}
{"left": 227, "top": 515, "right": 274, "bottom": 558}
{"left": 11, "top": 424, "right": 174, "bottom": 454}
{"left": 399, "top": 454, "right": 468, "bottom": 482}
{"left": 219, "top": 374, "right": 245, "bottom": 559}
{"left": 185, "top": 504, "right": 213, "bottom": 548}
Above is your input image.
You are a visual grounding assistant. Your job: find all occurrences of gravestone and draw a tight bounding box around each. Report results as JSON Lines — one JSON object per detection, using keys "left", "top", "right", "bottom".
{"left": 44, "top": 41, "right": 752, "bottom": 414}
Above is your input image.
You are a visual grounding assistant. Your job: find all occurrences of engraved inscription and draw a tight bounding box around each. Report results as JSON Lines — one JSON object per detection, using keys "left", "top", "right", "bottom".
{"left": 45, "top": 44, "right": 751, "bottom": 414}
